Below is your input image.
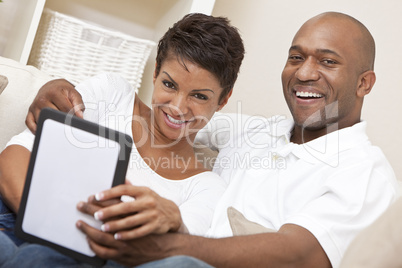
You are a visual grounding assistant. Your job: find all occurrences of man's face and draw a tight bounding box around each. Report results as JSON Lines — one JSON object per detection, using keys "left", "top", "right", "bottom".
{"left": 281, "top": 18, "right": 363, "bottom": 134}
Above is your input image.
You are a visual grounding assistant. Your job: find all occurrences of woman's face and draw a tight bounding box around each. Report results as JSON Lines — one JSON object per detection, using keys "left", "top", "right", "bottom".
{"left": 151, "top": 57, "right": 230, "bottom": 142}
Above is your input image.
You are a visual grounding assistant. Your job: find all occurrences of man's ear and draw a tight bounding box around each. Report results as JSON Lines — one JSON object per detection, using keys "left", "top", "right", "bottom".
{"left": 357, "top": 70, "right": 376, "bottom": 97}
{"left": 218, "top": 89, "right": 233, "bottom": 111}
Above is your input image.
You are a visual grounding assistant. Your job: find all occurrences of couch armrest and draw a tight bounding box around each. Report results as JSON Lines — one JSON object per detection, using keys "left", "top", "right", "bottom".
{"left": 0, "top": 56, "right": 52, "bottom": 152}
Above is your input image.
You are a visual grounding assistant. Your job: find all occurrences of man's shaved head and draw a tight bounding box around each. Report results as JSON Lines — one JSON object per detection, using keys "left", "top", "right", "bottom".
{"left": 297, "top": 12, "right": 376, "bottom": 73}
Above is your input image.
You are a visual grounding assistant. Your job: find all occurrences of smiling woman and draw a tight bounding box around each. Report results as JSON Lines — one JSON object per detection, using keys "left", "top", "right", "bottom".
{"left": 151, "top": 58, "right": 227, "bottom": 142}
{"left": 0, "top": 12, "right": 244, "bottom": 266}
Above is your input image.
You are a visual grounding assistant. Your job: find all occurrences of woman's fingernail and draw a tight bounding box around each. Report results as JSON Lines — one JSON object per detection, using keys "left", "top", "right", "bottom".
{"left": 114, "top": 233, "right": 121, "bottom": 240}
{"left": 101, "top": 224, "right": 109, "bottom": 232}
{"left": 88, "top": 195, "right": 95, "bottom": 202}
{"left": 95, "top": 192, "right": 104, "bottom": 201}
{"left": 94, "top": 211, "right": 103, "bottom": 221}
{"left": 77, "top": 201, "right": 84, "bottom": 209}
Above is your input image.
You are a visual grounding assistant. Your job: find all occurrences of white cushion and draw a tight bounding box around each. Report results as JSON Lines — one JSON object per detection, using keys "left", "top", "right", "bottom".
{"left": 0, "top": 56, "right": 52, "bottom": 151}
{"left": 0, "top": 75, "right": 7, "bottom": 95}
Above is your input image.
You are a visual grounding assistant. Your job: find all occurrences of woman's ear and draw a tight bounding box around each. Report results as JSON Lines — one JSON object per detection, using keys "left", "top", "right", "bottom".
{"left": 357, "top": 70, "right": 376, "bottom": 98}
{"left": 153, "top": 63, "right": 158, "bottom": 85}
{"left": 217, "top": 89, "right": 233, "bottom": 111}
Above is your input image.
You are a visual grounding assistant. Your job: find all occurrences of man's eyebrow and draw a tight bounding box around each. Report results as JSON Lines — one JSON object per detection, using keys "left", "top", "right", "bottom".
{"left": 289, "top": 45, "right": 343, "bottom": 58}
{"left": 316, "top": 49, "right": 343, "bottom": 59}
{"left": 163, "top": 71, "right": 178, "bottom": 88}
{"left": 289, "top": 45, "right": 301, "bottom": 52}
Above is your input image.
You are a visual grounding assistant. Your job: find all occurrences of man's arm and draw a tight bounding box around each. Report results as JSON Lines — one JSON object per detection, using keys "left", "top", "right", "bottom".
{"left": 77, "top": 220, "right": 331, "bottom": 268}
{"left": 26, "top": 79, "right": 84, "bottom": 133}
{"left": 0, "top": 145, "right": 31, "bottom": 213}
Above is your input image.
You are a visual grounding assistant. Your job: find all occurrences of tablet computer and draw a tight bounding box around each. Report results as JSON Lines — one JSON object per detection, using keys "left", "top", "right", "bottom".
{"left": 15, "top": 108, "right": 133, "bottom": 266}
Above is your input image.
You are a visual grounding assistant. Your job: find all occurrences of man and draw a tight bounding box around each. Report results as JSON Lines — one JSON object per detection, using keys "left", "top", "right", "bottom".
{"left": 1, "top": 12, "right": 399, "bottom": 268}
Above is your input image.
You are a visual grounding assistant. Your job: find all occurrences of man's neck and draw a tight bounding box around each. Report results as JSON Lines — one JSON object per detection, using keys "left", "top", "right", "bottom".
{"left": 290, "top": 122, "right": 344, "bottom": 144}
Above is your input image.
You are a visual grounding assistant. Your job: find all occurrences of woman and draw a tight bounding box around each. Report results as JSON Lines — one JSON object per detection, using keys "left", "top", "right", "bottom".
{"left": 0, "top": 13, "right": 244, "bottom": 266}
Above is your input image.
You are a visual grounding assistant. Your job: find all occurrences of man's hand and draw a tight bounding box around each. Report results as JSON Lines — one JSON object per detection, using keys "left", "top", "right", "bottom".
{"left": 76, "top": 220, "right": 172, "bottom": 266}
{"left": 26, "top": 79, "right": 85, "bottom": 133}
{"left": 77, "top": 183, "right": 186, "bottom": 240}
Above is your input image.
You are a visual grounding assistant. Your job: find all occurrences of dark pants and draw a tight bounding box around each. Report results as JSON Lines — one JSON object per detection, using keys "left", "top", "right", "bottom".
{"left": 0, "top": 195, "right": 25, "bottom": 246}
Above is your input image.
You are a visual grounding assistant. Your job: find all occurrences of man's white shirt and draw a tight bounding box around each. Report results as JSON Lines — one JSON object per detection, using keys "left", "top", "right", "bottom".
{"left": 196, "top": 113, "right": 399, "bottom": 268}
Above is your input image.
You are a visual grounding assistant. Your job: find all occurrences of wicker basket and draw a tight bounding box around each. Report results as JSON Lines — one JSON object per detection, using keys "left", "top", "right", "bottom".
{"left": 28, "top": 9, "right": 156, "bottom": 92}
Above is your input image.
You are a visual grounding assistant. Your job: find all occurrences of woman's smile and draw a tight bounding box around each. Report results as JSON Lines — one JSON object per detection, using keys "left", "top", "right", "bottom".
{"left": 163, "top": 111, "right": 195, "bottom": 129}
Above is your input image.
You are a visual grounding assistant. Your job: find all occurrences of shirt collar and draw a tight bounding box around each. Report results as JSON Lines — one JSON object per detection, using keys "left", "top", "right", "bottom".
{"left": 272, "top": 120, "right": 369, "bottom": 164}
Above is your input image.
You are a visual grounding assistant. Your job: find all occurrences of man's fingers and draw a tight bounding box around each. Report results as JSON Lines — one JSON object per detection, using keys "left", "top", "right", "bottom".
{"left": 77, "top": 201, "right": 102, "bottom": 216}
{"left": 76, "top": 220, "right": 122, "bottom": 259}
{"left": 50, "top": 92, "right": 75, "bottom": 113}
{"left": 67, "top": 89, "right": 85, "bottom": 118}
{"left": 25, "top": 112, "right": 38, "bottom": 134}
{"left": 25, "top": 78, "right": 85, "bottom": 132}
{"left": 87, "top": 238, "right": 120, "bottom": 260}
{"left": 26, "top": 101, "right": 58, "bottom": 134}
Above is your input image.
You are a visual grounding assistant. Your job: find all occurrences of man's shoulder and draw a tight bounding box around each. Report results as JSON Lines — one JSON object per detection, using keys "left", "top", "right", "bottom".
{"left": 196, "top": 113, "right": 293, "bottom": 151}
{"left": 207, "top": 113, "right": 293, "bottom": 136}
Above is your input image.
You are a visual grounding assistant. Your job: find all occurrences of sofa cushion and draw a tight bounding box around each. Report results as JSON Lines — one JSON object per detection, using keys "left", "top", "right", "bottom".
{"left": 227, "top": 206, "right": 275, "bottom": 235}
{"left": 0, "top": 75, "right": 8, "bottom": 95}
{"left": 0, "top": 56, "right": 52, "bottom": 151}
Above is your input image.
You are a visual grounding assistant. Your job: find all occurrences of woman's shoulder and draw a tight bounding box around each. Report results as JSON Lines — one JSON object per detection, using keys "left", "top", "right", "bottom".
{"left": 76, "top": 73, "right": 134, "bottom": 102}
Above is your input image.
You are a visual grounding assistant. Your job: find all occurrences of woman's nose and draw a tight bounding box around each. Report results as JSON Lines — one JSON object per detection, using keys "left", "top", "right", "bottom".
{"left": 169, "top": 94, "right": 188, "bottom": 116}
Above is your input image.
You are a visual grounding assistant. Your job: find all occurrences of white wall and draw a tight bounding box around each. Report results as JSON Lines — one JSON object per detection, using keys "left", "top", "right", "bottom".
{"left": 212, "top": 0, "right": 402, "bottom": 180}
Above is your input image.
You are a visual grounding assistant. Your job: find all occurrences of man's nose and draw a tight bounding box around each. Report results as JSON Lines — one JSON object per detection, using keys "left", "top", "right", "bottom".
{"left": 295, "top": 57, "right": 320, "bottom": 81}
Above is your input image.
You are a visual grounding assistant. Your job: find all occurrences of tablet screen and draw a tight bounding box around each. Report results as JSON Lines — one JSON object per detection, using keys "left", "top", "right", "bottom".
{"left": 16, "top": 108, "right": 132, "bottom": 266}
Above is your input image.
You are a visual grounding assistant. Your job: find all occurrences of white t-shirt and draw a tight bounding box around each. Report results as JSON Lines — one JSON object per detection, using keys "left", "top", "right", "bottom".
{"left": 195, "top": 113, "right": 400, "bottom": 268}
{"left": 6, "top": 73, "right": 227, "bottom": 236}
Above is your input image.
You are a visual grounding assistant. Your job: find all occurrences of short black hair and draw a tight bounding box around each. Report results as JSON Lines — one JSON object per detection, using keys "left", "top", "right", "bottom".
{"left": 155, "top": 13, "right": 245, "bottom": 103}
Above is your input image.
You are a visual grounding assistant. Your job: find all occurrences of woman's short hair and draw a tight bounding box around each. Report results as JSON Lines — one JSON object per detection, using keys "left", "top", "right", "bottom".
{"left": 155, "top": 13, "right": 245, "bottom": 103}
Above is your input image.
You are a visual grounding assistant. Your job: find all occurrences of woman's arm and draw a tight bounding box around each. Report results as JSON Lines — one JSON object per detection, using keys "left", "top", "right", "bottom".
{"left": 0, "top": 145, "right": 31, "bottom": 213}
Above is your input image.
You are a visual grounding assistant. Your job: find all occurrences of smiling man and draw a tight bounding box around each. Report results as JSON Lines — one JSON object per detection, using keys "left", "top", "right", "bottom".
{"left": 0, "top": 12, "right": 399, "bottom": 268}
{"left": 282, "top": 12, "right": 376, "bottom": 144}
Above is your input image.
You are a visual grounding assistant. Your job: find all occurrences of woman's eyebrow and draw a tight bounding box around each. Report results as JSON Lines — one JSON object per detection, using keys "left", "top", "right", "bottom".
{"left": 192, "top": 89, "right": 215, "bottom": 94}
{"left": 163, "top": 71, "right": 179, "bottom": 88}
{"left": 163, "top": 71, "right": 216, "bottom": 93}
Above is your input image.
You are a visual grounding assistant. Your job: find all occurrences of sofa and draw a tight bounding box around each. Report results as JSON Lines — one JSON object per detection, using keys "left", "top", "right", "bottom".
{"left": 0, "top": 56, "right": 52, "bottom": 152}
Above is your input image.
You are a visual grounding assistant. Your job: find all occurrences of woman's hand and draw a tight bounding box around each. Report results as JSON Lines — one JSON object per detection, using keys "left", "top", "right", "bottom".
{"left": 77, "top": 183, "right": 187, "bottom": 240}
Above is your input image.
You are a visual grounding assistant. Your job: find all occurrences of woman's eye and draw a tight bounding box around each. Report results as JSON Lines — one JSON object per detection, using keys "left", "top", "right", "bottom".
{"left": 163, "top": 81, "right": 175, "bottom": 89}
{"left": 194, "top": 93, "right": 208, "bottom": 100}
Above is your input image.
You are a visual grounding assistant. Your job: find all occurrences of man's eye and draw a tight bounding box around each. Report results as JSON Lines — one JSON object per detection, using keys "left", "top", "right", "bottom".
{"left": 163, "top": 81, "right": 175, "bottom": 89}
{"left": 289, "top": 55, "right": 303, "bottom": 61}
{"left": 323, "top": 59, "right": 337, "bottom": 65}
{"left": 194, "top": 93, "right": 208, "bottom": 100}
